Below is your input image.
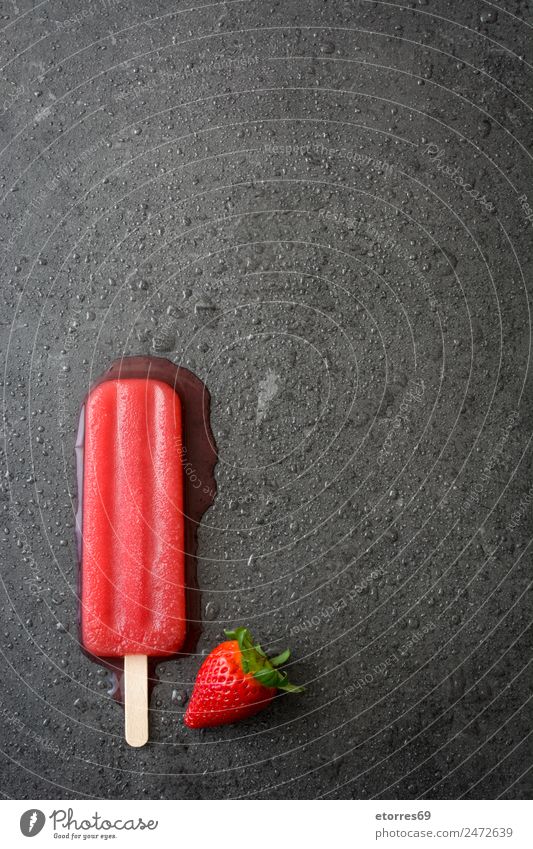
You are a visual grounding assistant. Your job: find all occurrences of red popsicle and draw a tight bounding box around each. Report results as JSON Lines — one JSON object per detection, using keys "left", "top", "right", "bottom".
{"left": 80, "top": 376, "right": 186, "bottom": 745}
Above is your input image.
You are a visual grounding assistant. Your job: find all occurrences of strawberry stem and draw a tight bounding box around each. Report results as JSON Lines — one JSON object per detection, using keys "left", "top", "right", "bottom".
{"left": 224, "top": 628, "right": 304, "bottom": 693}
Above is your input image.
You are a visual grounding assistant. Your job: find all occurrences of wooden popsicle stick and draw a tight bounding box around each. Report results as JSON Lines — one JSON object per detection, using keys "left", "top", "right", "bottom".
{"left": 124, "top": 654, "right": 148, "bottom": 747}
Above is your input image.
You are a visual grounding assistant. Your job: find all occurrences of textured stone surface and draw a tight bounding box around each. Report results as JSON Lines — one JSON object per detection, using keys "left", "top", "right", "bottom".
{"left": 0, "top": 0, "right": 531, "bottom": 800}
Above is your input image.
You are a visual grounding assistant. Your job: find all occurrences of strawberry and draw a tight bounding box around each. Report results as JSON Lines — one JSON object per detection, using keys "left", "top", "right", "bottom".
{"left": 184, "top": 626, "right": 304, "bottom": 728}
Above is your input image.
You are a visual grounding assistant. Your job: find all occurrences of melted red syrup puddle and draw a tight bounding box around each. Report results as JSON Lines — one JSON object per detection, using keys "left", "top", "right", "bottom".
{"left": 75, "top": 355, "right": 218, "bottom": 703}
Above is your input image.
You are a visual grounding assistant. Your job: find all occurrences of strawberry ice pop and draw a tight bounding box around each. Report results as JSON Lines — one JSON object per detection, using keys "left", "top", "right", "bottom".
{"left": 80, "top": 375, "right": 186, "bottom": 746}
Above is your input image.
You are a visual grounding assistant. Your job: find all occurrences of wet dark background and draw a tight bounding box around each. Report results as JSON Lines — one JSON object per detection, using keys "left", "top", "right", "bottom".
{"left": 1, "top": 0, "right": 532, "bottom": 800}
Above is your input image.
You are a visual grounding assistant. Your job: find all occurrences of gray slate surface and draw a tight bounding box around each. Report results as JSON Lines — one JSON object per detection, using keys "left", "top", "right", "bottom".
{"left": 0, "top": 0, "right": 531, "bottom": 799}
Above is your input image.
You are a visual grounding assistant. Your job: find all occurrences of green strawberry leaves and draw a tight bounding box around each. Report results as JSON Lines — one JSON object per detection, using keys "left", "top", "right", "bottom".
{"left": 270, "top": 649, "right": 291, "bottom": 667}
{"left": 224, "top": 627, "right": 305, "bottom": 693}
